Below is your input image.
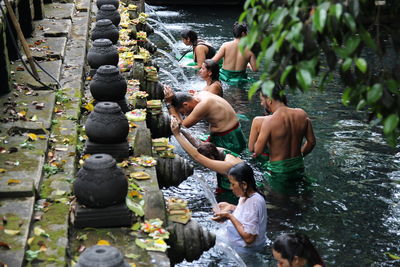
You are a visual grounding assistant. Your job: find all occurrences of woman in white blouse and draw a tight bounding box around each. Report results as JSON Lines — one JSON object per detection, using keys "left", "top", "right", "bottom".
{"left": 212, "top": 162, "right": 268, "bottom": 255}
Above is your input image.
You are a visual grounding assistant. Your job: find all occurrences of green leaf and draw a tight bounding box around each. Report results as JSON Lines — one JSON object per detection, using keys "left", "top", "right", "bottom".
{"left": 313, "top": 8, "right": 327, "bottom": 33}
{"left": 330, "top": 3, "right": 343, "bottom": 20}
{"left": 126, "top": 197, "right": 144, "bottom": 217}
{"left": 261, "top": 80, "right": 275, "bottom": 97}
{"left": 131, "top": 222, "right": 141, "bottom": 231}
{"left": 355, "top": 58, "right": 367, "bottom": 73}
{"left": 248, "top": 80, "right": 262, "bottom": 100}
{"left": 356, "top": 99, "right": 366, "bottom": 110}
{"left": 296, "top": 68, "right": 312, "bottom": 90}
{"left": 342, "top": 58, "right": 352, "bottom": 72}
{"left": 280, "top": 65, "right": 293, "bottom": 84}
{"left": 342, "top": 87, "right": 352, "bottom": 106}
{"left": 383, "top": 114, "right": 399, "bottom": 135}
{"left": 367, "top": 84, "right": 383, "bottom": 104}
{"left": 135, "top": 238, "right": 147, "bottom": 249}
{"left": 343, "top": 12, "right": 356, "bottom": 32}
{"left": 386, "top": 79, "right": 399, "bottom": 94}
{"left": 360, "top": 27, "right": 377, "bottom": 50}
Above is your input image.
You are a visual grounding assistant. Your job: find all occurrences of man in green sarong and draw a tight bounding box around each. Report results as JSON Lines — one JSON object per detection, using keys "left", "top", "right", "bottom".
{"left": 165, "top": 90, "right": 246, "bottom": 154}
{"left": 212, "top": 22, "right": 257, "bottom": 85}
{"left": 249, "top": 86, "right": 316, "bottom": 195}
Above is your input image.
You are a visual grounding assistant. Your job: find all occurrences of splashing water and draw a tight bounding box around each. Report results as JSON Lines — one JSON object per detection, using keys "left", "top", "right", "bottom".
{"left": 153, "top": 30, "right": 182, "bottom": 58}
{"left": 159, "top": 68, "right": 181, "bottom": 89}
{"left": 157, "top": 48, "right": 190, "bottom": 84}
{"left": 147, "top": 18, "right": 178, "bottom": 44}
{"left": 214, "top": 239, "right": 247, "bottom": 267}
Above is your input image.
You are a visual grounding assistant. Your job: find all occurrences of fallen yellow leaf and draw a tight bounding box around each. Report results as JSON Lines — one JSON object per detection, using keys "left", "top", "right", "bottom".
{"left": 38, "top": 135, "right": 46, "bottom": 140}
{"left": 97, "top": 240, "right": 110, "bottom": 246}
{"left": 83, "top": 103, "right": 94, "bottom": 112}
{"left": 0, "top": 168, "right": 7, "bottom": 173}
{"left": 7, "top": 179, "right": 21, "bottom": 185}
{"left": 27, "top": 133, "right": 38, "bottom": 141}
{"left": 4, "top": 229, "right": 20, "bottom": 235}
{"left": 27, "top": 237, "right": 35, "bottom": 245}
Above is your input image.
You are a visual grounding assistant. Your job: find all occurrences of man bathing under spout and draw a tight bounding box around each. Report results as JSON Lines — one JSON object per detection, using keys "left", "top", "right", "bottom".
{"left": 164, "top": 88, "right": 246, "bottom": 154}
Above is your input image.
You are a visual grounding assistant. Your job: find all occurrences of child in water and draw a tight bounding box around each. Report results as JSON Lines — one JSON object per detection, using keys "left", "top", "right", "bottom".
{"left": 272, "top": 233, "right": 325, "bottom": 267}
{"left": 212, "top": 162, "right": 267, "bottom": 255}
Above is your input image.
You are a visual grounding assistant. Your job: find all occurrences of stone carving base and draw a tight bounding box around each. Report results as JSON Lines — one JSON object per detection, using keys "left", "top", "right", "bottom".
{"left": 84, "top": 140, "right": 130, "bottom": 159}
{"left": 71, "top": 202, "right": 133, "bottom": 228}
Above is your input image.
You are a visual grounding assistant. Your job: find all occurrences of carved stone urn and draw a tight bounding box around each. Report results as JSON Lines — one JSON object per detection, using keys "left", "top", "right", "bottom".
{"left": 76, "top": 245, "right": 130, "bottom": 267}
{"left": 73, "top": 154, "right": 127, "bottom": 208}
{"left": 91, "top": 19, "right": 119, "bottom": 44}
{"left": 85, "top": 102, "right": 129, "bottom": 144}
{"left": 96, "top": 0, "right": 119, "bottom": 9}
{"left": 96, "top": 4, "right": 120, "bottom": 27}
{"left": 87, "top": 39, "right": 118, "bottom": 70}
{"left": 90, "top": 65, "right": 127, "bottom": 102}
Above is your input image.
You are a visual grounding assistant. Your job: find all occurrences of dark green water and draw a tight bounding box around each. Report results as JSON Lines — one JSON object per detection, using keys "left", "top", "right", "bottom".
{"left": 147, "top": 5, "right": 400, "bottom": 266}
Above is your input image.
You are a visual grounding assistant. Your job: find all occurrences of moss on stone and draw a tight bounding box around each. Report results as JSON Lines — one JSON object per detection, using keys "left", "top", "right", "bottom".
{"left": 0, "top": 213, "right": 25, "bottom": 250}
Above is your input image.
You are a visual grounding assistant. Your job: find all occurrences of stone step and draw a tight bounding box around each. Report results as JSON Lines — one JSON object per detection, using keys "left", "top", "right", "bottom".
{"left": 0, "top": 89, "right": 55, "bottom": 130}
{"left": 44, "top": 3, "right": 75, "bottom": 20}
{"left": 0, "top": 197, "right": 35, "bottom": 267}
{"left": 27, "top": 37, "right": 67, "bottom": 60}
{"left": 33, "top": 19, "right": 72, "bottom": 38}
{"left": 11, "top": 60, "right": 62, "bottom": 90}
{"left": 0, "top": 131, "right": 48, "bottom": 198}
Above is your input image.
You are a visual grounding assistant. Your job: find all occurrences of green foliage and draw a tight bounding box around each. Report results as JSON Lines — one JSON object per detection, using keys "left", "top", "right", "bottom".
{"left": 241, "top": 0, "right": 400, "bottom": 145}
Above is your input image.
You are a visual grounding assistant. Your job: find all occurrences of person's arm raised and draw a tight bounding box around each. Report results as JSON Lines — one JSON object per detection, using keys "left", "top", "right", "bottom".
{"left": 163, "top": 85, "right": 183, "bottom": 122}
{"left": 171, "top": 118, "right": 230, "bottom": 175}
{"left": 181, "top": 101, "right": 207, "bottom": 128}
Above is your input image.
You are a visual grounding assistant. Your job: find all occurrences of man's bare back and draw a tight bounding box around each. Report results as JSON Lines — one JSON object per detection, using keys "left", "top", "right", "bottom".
{"left": 254, "top": 106, "right": 315, "bottom": 162}
{"left": 213, "top": 39, "right": 257, "bottom": 72}
{"left": 187, "top": 91, "right": 238, "bottom": 132}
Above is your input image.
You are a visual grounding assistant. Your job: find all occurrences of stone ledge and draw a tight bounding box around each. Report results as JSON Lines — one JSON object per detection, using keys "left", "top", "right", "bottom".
{"left": 27, "top": 37, "right": 67, "bottom": 60}
{"left": 44, "top": 3, "right": 75, "bottom": 20}
{"left": 0, "top": 197, "right": 35, "bottom": 267}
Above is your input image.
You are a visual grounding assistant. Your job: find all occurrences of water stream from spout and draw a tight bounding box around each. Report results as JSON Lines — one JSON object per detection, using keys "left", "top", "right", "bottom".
{"left": 159, "top": 68, "right": 181, "bottom": 89}
{"left": 147, "top": 17, "right": 178, "bottom": 44}
{"left": 157, "top": 48, "right": 190, "bottom": 84}
{"left": 196, "top": 173, "right": 220, "bottom": 213}
{"left": 214, "top": 239, "right": 247, "bottom": 267}
{"left": 153, "top": 30, "right": 182, "bottom": 58}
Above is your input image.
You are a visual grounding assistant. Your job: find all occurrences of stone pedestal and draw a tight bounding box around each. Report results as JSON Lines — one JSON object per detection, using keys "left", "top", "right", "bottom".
{"left": 84, "top": 140, "right": 130, "bottom": 159}
{"left": 72, "top": 202, "right": 134, "bottom": 228}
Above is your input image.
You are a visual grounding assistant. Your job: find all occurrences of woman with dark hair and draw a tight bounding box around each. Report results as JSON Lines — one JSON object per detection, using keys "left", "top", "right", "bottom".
{"left": 197, "top": 59, "right": 222, "bottom": 97}
{"left": 180, "top": 29, "right": 216, "bottom": 69}
{"left": 212, "top": 162, "right": 267, "bottom": 255}
{"left": 171, "top": 117, "right": 242, "bottom": 204}
{"left": 272, "top": 233, "right": 324, "bottom": 267}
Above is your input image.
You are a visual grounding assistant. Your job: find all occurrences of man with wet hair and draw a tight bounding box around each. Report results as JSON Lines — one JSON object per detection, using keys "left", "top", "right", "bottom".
{"left": 180, "top": 29, "right": 216, "bottom": 69}
{"left": 249, "top": 85, "right": 316, "bottom": 195}
{"left": 164, "top": 89, "right": 246, "bottom": 154}
{"left": 212, "top": 22, "right": 257, "bottom": 84}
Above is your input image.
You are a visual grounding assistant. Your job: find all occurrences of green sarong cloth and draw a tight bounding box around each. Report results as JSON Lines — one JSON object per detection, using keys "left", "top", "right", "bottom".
{"left": 219, "top": 68, "right": 252, "bottom": 85}
{"left": 179, "top": 52, "right": 197, "bottom": 66}
{"left": 263, "top": 156, "right": 311, "bottom": 195}
{"left": 215, "top": 149, "right": 239, "bottom": 204}
{"left": 207, "top": 123, "right": 246, "bottom": 154}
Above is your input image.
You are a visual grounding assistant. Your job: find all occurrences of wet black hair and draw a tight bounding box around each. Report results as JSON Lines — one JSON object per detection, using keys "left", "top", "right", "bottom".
{"left": 171, "top": 92, "right": 193, "bottom": 109}
{"left": 203, "top": 59, "right": 220, "bottom": 81}
{"left": 259, "top": 83, "right": 288, "bottom": 106}
{"left": 181, "top": 30, "right": 198, "bottom": 44}
{"left": 273, "top": 233, "right": 325, "bottom": 267}
{"left": 228, "top": 162, "right": 264, "bottom": 198}
{"left": 197, "top": 142, "right": 221, "bottom": 160}
{"left": 232, "top": 22, "right": 247, "bottom": 38}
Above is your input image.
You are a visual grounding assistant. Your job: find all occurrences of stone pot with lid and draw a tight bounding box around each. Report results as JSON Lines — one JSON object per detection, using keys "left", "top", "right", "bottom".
{"left": 91, "top": 19, "right": 119, "bottom": 44}
{"left": 90, "top": 65, "right": 127, "bottom": 101}
{"left": 76, "top": 245, "right": 130, "bottom": 267}
{"left": 85, "top": 102, "right": 129, "bottom": 144}
{"left": 73, "top": 154, "right": 128, "bottom": 208}
{"left": 96, "top": 4, "right": 120, "bottom": 27}
{"left": 87, "top": 39, "right": 118, "bottom": 70}
{"left": 96, "top": 0, "right": 119, "bottom": 9}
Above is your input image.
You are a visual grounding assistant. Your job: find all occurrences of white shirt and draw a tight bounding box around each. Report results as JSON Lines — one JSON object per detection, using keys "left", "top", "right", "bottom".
{"left": 225, "top": 192, "right": 267, "bottom": 254}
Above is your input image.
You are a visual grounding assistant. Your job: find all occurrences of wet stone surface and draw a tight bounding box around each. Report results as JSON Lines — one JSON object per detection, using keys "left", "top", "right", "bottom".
{"left": 26, "top": 37, "right": 67, "bottom": 60}
{"left": 33, "top": 19, "right": 72, "bottom": 37}
{"left": 44, "top": 3, "right": 75, "bottom": 20}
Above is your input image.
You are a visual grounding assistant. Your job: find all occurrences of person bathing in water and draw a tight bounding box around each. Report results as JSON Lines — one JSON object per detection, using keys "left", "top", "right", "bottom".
{"left": 197, "top": 59, "right": 223, "bottom": 97}
{"left": 181, "top": 29, "right": 216, "bottom": 69}
{"left": 164, "top": 89, "right": 246, "bottom": 154}
{"left": 272, "top": 233, "right": 325, "bottom": 267}
{"left": 212, "top": 162, "right": 267, "bottom": 255}
{"left": 171, "top": 117, "right": 242, "bottom": 204}
{"left": 212, "top": 22, "right": 257, "bottom": 84}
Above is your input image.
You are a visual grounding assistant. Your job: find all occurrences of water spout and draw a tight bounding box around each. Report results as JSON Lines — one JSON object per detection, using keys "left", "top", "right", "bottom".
{"left": 157, "top": 48, "right": 190, "bottom": 84}
{"left": 153, "top": 30, "right": 182, "bottom": 58}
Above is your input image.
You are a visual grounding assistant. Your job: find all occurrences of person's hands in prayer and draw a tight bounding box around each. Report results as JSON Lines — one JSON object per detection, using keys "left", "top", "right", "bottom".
{"left": 163, "top": 85, "right": 174, "bottom": 103}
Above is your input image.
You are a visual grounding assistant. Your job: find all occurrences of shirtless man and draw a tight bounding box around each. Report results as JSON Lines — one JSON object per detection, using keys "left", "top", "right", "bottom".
{"left": 249, "top": 86, "right": 316, "bottom": 195}
{"left": 165, "top": 89, "right": 246, "bottom": 153}
{"left": 212, "top": 22, "right": 257, "bottom": 84}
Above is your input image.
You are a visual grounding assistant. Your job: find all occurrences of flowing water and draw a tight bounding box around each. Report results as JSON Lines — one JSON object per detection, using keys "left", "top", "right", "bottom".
{"left": 147, "top": 5, "right": 400, "bottom": 266}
